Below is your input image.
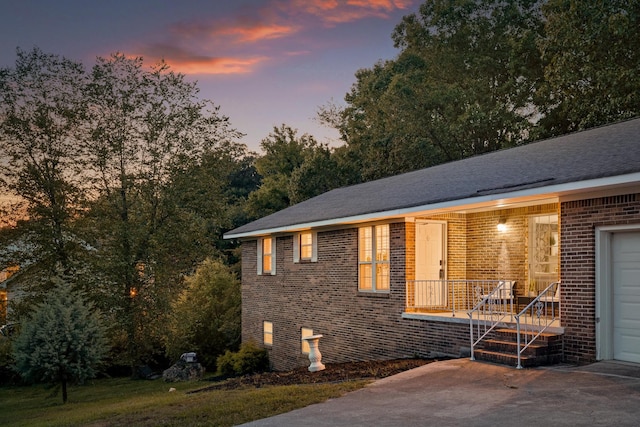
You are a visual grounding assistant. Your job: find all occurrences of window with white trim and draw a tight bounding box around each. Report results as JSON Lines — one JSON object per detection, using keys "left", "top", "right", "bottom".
{"left": 293, "top": 231, "right": 317, "bottom": 263}
{"left": 257, "top": 237, "right": 276, "bottom": 275}
{"left": 263, "top": 321, "right": 273, "bottom": 346}
{"left": 528, "top": 214, "right": 559, "bottom": 294}
{"left": 301, "top": 327, "right": 313, "bottom": 354}
{"left": 358, "top": 224, "right": 390, "bottom": 292}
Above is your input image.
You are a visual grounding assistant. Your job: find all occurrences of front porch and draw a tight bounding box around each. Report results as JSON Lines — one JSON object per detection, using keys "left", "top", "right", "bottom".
{"left": 401, "top": 203, "right": 562, "bottom": 366}
{"left": 405, "top": 279, "right": 560, "bottom": 319}
{"left": 403, "top": 279, "right": 563, "bottom": 367}
{"left": 404, "top": 202, "right": 560, "bottom": 317}
{"left": 403, "top": 279, "right": 562, "bottom": 331}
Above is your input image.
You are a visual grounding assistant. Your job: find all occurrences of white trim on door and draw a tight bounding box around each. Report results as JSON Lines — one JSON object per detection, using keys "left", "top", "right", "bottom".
{"left": 595, "top": 224, "right": 640, "bottom": 361}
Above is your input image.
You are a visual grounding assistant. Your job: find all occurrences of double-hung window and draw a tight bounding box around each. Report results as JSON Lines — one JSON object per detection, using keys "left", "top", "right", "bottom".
{"left": 358, "top": 224, "right": 390, "bottom": 292}
{"left": 300, "top": 233, "right": 313, "bottom": 260}
{"left": 263, "top": 321, "right": 273, "bottom": 346}
{"left": 257, "top": 237, "right": 276, "bottom": 275}
{"left": 528, "top": 214, "right": 559, "bottom": 293}
{"left": 293, "top": 231, "right": 317, "bottom": 263}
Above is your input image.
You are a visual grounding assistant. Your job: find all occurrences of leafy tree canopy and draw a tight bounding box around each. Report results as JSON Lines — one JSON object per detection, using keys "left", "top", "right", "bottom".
{"left": 537, "top": 0, "right": 640, "bottom": 136}
{"left": 0, "top": 47, "right": 88, "bottom": 277}
{"left": 322, "top": 0, "right": 640, "bottom": 183}
{"left": 326, "top": 0, "right": 544, "bottom": 182}
{"left": 1, "top": 48, "right": 254, "bottom": 373}
{"left": 246, "top": 124, "right": 341, "bottom": 218}
{"left": 165, "top": 258, "right": 240, "bottom": 370}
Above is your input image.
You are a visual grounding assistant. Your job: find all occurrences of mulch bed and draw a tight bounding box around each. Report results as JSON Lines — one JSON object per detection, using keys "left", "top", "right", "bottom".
{"left": 192, "top": 358, "right": 437, "bottom": 392}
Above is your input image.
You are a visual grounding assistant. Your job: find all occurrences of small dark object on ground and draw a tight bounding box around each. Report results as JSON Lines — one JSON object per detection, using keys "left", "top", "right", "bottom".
{"left": 137, "top": 365, "right": 161, "bottom": 380}
{"left": 192, "top": 358, "right": 436, "bottom": 392}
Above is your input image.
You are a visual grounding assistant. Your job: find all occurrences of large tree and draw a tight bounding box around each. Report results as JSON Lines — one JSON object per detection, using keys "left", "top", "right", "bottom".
{"left": 0, "top": 48, "right": 88, "bottom": 283}
{"left": 323, "top": 0, "right": 640, "bottom": 182}
{"left": 81, "top": 53, "right": 245, "bottom": 371}
{"left": 0, "top": 48, "right": 253, "bottom": 374}
{"left": 246, "top": 125, "right": 313, "bottom": 218}
{"left": 329, "top": 0, "right": 545, "bottom": 182}
{"left": 537, "top": 0, "right": 640, "bottom": 136}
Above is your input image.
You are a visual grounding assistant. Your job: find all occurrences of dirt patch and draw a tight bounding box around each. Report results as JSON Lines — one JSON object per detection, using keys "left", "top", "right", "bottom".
{"left": 193, "top": 358, "right": 437, "bottom": 392}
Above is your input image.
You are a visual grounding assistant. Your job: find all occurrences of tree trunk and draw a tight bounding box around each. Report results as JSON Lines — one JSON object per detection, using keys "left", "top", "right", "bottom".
{"left": 62, "top": 378, "right": 68, "bottom": 403}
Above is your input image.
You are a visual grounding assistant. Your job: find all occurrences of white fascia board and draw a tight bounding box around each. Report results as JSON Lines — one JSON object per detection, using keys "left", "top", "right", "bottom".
{"left": 224, "top": 172, "right": 640, "bottom": 239}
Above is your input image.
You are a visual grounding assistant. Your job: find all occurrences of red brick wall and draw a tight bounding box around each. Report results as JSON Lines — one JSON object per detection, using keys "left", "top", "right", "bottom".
{"left": 242, "top": 222, "right": 471, "bottom": 371}
{"left": 241, "top": 193, "right": 640, "bottom": 370}
{"left": 417, "top": 204, "right": 557, "bottom": 300}
{"left": 560, "top": 193, "right": 640, "bottom": 364}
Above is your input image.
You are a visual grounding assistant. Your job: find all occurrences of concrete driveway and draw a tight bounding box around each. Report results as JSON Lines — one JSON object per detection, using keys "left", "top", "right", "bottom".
{"left": 240, "top": 358, "right": 640, "bottom": 426}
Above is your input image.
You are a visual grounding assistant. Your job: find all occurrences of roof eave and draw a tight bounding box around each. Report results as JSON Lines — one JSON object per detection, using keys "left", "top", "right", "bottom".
{"left": 223, "top": 172, "right": 640, "bottom": 240}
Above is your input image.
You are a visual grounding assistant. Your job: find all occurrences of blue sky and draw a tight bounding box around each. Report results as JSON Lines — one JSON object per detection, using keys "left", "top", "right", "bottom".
{"left": 0, "top": 0, "right": 420, "bottom": 152}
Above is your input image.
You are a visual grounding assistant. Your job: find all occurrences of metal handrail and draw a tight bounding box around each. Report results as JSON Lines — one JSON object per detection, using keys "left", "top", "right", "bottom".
{"left": 515, "top": 281, "right": 561, "bottom": 369}
{"left": 468, "top": 281, "right": 515, "bottom": 361}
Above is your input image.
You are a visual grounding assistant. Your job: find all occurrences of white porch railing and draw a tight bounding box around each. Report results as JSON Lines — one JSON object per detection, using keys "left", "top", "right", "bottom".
{"left": 468, "top": 281, "right": 515, "bottom": 361}
{"left": 406, "top": 280, "right": 507, "bottom": 317}
{"left": 515, "top": 281, "right": 561, "bottom": 369}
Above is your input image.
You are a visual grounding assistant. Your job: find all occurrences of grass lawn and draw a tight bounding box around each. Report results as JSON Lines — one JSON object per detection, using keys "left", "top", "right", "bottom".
{"left": 0, "top": 377, "right": 368, "bottom": 427}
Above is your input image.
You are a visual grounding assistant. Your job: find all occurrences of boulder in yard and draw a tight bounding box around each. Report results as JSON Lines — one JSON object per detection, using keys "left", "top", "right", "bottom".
{"left": 163, "top": 358, "right": 205, "bottom": 382}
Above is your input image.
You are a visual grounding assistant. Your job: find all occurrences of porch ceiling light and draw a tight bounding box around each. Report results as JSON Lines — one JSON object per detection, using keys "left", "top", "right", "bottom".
{"left": 497, "top": 218, "right": 507, "bottom": 232}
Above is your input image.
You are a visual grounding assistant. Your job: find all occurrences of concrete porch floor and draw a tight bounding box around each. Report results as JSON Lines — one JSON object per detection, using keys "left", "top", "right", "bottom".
{"left": 403, "top": 310, "right": 563, "bottom": 334}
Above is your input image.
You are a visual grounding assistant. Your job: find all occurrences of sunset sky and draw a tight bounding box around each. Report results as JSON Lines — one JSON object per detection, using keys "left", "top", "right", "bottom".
{"left": 0, "top": 0, "right": 420, "bottom": 152}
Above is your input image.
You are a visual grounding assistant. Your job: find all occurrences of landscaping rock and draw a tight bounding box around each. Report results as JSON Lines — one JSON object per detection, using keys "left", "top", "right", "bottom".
{"left": 163, "top": 359, "right": 205, "bottom": 382}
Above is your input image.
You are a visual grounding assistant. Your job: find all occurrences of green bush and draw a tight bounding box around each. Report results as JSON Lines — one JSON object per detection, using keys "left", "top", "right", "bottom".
{"left": 0, "top": 335, "right": 20, "bottom": 385}
{"left": 216, "top": 342, "right": 269, "bottom": 376}
{"left": 165, "top": 258, "right": 241, "bottom": 371}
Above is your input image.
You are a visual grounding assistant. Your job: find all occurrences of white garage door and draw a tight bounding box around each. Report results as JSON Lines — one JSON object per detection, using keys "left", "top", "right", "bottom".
{"left": 612, "top": 232, "right": 640, "bottom": 363}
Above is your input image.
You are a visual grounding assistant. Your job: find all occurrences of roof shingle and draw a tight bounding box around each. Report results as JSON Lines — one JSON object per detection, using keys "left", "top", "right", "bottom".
{"left": 226, "top": 118, "right": 640, "bottom": 238}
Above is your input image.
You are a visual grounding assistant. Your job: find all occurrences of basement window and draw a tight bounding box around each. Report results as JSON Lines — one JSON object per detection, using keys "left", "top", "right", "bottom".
{"left": 301, "top": 327, "right": 313, "bottom": 354}
{"left": 263, "top": 321, "right": 273, "bottom": 346}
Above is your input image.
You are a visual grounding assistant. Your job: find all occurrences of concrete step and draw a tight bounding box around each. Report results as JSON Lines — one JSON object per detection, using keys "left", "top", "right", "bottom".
{"left": 475, "top": 348, "right": 563, "bottom": 367}
{"left": 483, "top": 339, "right": 549, "bottom": 357}
{"left": 473, "top": 349, "right": 539, "bottom": 368}
{"left": 474, "top": 328, "right": 564, "bottom": 368}
{"left": 494, "top": 328, "right": 562, "bottom": 344}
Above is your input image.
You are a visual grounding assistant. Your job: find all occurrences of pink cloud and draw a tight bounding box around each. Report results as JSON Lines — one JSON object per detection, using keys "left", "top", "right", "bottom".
{"left": 130, "top": 0, "right": 416, "bottom": 75}
{"left": 347, "top": 0, "right": 414, "bottom": 12}
{"left": 133, "top": 43, "right": 269, "bottom": 75}
{"left": 284, "top": 50, "right": 312, "bottom": 57}
{"left": 216, "top": 23, "right": 299, "bottom": 43}
{"left": 172, "top": 56, "right": 269, "bottom": 75}
{"left": 287, "top": 0, "right": 414, "bottom": 25}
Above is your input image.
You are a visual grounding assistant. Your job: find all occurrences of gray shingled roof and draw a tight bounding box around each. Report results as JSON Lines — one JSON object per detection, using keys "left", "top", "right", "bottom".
{"left": 225, "top": 118, "right": 640, "bottom": 238}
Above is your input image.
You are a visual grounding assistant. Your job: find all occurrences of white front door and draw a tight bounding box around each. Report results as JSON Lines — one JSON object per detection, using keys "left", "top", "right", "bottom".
{"left": 612, "top": 231, "right": 640, "bottom": 363}
{"left": 415, "top": 221, "right": 446, "bottom": 306}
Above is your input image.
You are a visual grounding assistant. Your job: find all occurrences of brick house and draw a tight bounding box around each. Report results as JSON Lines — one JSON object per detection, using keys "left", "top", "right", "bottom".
{"left": 224, "top": 118, "right": 640, "bottom": 371}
